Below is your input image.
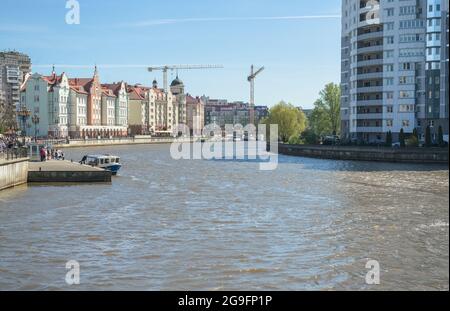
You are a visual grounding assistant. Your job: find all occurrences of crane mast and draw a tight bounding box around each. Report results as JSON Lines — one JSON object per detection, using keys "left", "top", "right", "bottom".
{"left": 247, "top": 65, "right": 264, "bottom": 125}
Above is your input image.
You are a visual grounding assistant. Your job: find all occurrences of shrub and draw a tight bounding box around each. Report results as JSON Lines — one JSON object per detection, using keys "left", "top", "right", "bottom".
{"left": 399, "top": 128, "right": 405, "bottom": 148}
{"left": 288, "top": 134, "right": 302, "bottom": 145}
{"left": 406, "top": 135, "right": 419, "bottom": 147}
{"left": 385, "top": 130, "right": 392, "bottom": 147}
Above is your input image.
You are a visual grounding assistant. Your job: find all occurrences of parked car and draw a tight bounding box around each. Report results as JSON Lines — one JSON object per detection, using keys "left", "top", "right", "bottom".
{"left": 322, "top": 135, "right": 340, "bottom": 145}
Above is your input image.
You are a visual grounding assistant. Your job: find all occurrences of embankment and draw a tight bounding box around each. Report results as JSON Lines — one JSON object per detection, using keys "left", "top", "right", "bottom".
{"left": 278, "top": 144, "right": 448, "bottom": 164}
{"left": 0, "top": 158, "right": 29, "bottom": 190}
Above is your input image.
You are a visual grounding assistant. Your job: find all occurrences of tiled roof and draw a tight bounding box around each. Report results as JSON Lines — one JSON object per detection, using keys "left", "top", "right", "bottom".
{"left": 70, "top": 86, "right": 88, "bottom": 95}
{"left": 127, "top": 84, "right": 150, "bottom": 100}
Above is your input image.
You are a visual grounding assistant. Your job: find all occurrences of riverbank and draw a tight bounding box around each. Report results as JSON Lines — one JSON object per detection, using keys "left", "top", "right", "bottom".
{"left": 51, "top": 137, "right": 192, "bottom": 148}
{"left": 0, "top": 158, "right": 29, "bottom": 191}
{"left": 278, "top": 144, "right": 449, "bottom": 164}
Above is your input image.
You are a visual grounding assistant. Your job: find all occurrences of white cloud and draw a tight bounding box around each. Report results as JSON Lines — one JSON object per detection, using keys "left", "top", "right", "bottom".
{"left": 124, "top": 15, "right": 341, "bottom": 28}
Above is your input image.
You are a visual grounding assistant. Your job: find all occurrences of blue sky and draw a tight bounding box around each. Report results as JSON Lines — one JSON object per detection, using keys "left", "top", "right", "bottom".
{"left": 0, "top": 0, "right": 341, "bottom": 108}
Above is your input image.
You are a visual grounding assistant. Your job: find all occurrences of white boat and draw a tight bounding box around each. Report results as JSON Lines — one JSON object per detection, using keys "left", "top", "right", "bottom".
{"left": 80, "top": 154, "right": 122, "bottom": 175}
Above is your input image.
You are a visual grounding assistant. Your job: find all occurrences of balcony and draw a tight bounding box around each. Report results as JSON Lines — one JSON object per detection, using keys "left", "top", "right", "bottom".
{"left": 357, "top": 45, "right": 384, "bottom": 54}
{"left": 356, "top": 86, "right": 383, "bottom": 93}
{"left": 357, "top": 72, "right": 383, "bottom": 80}
{"left": 356, "top": 100, "right": 383, "bottom": 106}
{"left": 356, "top": 113, "right": 383, "bottom": 119}
{"left": 357, "top": 31, "right": 383, "bottom": 41}
{"left": 356, "top": 126, "right": 383, "bottom": 133}
{"left": 356, "top": 58, "right": 383, "bottom": 67}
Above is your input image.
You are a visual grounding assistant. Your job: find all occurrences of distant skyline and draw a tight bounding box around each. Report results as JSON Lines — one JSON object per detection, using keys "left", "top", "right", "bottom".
{"left": 0, "top": 0, "right": 342, "bottom": 108}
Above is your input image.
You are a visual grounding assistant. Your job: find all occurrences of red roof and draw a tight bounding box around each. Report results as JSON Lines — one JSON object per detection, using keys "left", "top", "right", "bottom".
{"left": 127, "top": 84, "right": 150, "bottom": 100}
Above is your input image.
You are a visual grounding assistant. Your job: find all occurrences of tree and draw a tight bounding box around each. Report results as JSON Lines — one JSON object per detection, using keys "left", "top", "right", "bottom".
{"left": 308, "top": 83, "right": 341, "bottom": 138}
{"left": 438, "top": 125, "right": 444, "bottom": 147}
{"left": 412, "top": 128, "right": 418, "bottom": 140}
{"left": 300, "top": 128, "right": 319, "bottom": 145}
{"left": 408, "top": 128, "right": 419, "bottom": 147}
{"left": 265, "top": 101, "right": 307, "bottom": 142}
{"left": 425, "top": 125, "right": 432, "bottom": 147}
{"left": 385, "top": 130, "right": 392, "bottom": 147}
{"left": 399, "top": 128, "right": 405, "bottom": 148}
{"left": 0, "top": 99, "right": 17, "bottom": 134}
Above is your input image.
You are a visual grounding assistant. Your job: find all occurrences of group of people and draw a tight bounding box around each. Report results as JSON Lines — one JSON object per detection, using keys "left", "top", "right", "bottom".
{"left": 0, "top": 135, "right": 17, "bottom": 154}
{"left": 39, "top": 147, "right": 65, "bottom": 162}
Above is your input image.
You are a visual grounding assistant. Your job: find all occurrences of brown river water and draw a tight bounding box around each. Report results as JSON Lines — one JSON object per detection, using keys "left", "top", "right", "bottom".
{"left": 0, "top": 143, "right": 448, "bottom": 290}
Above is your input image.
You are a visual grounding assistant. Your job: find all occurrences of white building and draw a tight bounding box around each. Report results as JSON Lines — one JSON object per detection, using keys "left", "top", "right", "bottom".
{"left": 340, "top": 0, "right": 448, "bottom": 143}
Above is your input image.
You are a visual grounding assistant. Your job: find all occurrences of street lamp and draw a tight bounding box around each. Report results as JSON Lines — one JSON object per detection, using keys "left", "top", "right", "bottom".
{"left": 31, "top": 114, "right": 40, "bottom": 142}
{"left": 17, "top": 105, "right": 31, "bottom": 143}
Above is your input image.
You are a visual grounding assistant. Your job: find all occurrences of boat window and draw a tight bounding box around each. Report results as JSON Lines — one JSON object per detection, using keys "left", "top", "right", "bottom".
{"left": 116, "top": 158, "right": 120, "bottom": 163}
{"left": 105, "top": 158, "right": 110, "bottom": 164}
{"left": 100, "top": 159, "right": 104, "bottom": 164}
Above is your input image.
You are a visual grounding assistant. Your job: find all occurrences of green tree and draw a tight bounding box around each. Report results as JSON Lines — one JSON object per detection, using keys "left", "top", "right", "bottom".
{"left": 425, "top": 125, "right": 432, "bottom": 147}
{"left": 408, "top": 128, "right": 419, "bottom": 147}
{"left": 412, "top": 128, "right": 418, "bottom": 140}
{"left": 300, "top": 128, "right": 319, "bottom": 145}
{"left": 438, "top": 125, "right": 444, "bottom": 147}
{"left": 385, "top": 130, "right": 392, "bottom": 147}
{"left": 0, "top": 99, "right": 17, "bottom": 133}
{"left": 265, "top": 101, "right": 307, "bottom": 142}
{"left": 308, "top": 83, "right": 341, "bottom": 137}
{"left": 399, "top": 128, "right": 405, "bottom": 148}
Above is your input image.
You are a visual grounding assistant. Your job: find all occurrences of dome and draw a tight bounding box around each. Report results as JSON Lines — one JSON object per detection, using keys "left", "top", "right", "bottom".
{"left": 170, "top": 76, "right": 183, "bottom": 87}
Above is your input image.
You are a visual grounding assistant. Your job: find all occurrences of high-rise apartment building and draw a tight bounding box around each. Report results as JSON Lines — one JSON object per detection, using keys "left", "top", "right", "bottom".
{"left": 341, "top": 0, "right": 448, "bottom": 143}
{"left": 0, "top": 51, "right": 31, "bottom": 108}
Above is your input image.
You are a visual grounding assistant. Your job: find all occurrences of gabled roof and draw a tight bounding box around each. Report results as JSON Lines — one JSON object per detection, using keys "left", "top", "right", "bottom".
{"left": 127, "top": 84, "right": 150, "bottom": 100}
{"left": 102, "top": 82, "right": 124, "bottom": 96}
{"left": 69, "top": 78, "right": 94, "bottom": 91}
{"left": 70, "top": 86, "right": 89, "bottom": 95}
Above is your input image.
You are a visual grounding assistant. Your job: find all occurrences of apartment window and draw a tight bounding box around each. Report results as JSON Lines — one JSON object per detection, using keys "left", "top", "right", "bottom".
{"left": 385, "top": 8, "right": 394, "bottom": 17}
{"left": 387, "top": 106, "right": 393, "bottom": 113}
{"left": 402, "top": 120, "right": 410, "bottom": 127}
{"left": 385, "top": 36, "right": 394, "bottom": 44}
{"left": 400, "top": 62, "right": 412, "bottom": 70}
{"left": 384, "top": 64, "right": 394, "bottom": 72}
{"left": 384, "top": 78, "right": 394, "bottom": 85}
{"left": 429, "top": 5, "right": 433, "bottom": 12}
{"left": 386, "top": 119, "right": 393, "bottom": 127}
{"left": 385, "top": 22, "right": 394, "bottom": 30}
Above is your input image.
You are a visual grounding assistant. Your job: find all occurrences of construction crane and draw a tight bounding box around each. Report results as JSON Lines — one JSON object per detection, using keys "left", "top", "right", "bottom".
{"left": 148, "top": 64, "right": 223, "bottom": 91}
{"left": 247, "top": 65, "right": 264, "bottom": 125}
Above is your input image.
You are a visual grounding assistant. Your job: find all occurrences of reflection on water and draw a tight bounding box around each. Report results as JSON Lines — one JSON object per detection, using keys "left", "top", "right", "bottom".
{"left": 0, "top": 144, "right": 448, "bottom": 290}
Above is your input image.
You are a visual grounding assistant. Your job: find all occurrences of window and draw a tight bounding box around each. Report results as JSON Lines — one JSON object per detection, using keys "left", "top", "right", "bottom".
{"left": 387, "top": 106, "right": 393, "bottom": 113}
{"left": 402, "top": 120, "right": 410, "bottom": 127}
{"left": 386, "top": 119, "right": 393, "bottom": 127}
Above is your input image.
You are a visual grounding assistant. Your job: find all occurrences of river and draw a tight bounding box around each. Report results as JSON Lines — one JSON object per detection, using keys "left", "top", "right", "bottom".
{"left": 0, "top": 143, "right": 448, "bottom": 290}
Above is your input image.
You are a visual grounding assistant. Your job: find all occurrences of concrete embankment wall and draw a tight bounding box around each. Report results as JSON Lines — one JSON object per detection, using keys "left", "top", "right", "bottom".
{"left": 278, "top": 144, "right": 449, "bottom": 164}
{"left": 0, "top": 158, "right": 29, "bottom": 190}
{"left": 53, "top": 137, "right": 191, "bottom": 148}
{"left": 27, "top": 170, "right": 111, "bottom": 183}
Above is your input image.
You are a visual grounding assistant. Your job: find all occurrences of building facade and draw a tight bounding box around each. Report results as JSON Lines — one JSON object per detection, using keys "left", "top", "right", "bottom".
{"left": 341, "top": 0, "right": 448, "bottom": 143}
{"left": 20, "top": 68, "right": 128, "bottom": 138}
{"left": 127, "top": 84, "right": 148, "bottom": 135}
{"left": 202, "top": 97, "right": 267, "bottom": 128}
{"left": 0, "top": 51, "right": 31, "bottom": 109}
{"left": 186, "top": 94, "right": 205, "bottom": 136}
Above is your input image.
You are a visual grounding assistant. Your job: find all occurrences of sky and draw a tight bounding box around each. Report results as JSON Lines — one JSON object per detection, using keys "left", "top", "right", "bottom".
{"left": 0, "top": 0, "right": 342, "bottom": 108}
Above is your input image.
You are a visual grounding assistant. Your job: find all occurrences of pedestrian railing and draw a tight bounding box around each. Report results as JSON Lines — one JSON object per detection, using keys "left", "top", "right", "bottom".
{"left": 0, "top": 147, "right": 28, "bottom": 161}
